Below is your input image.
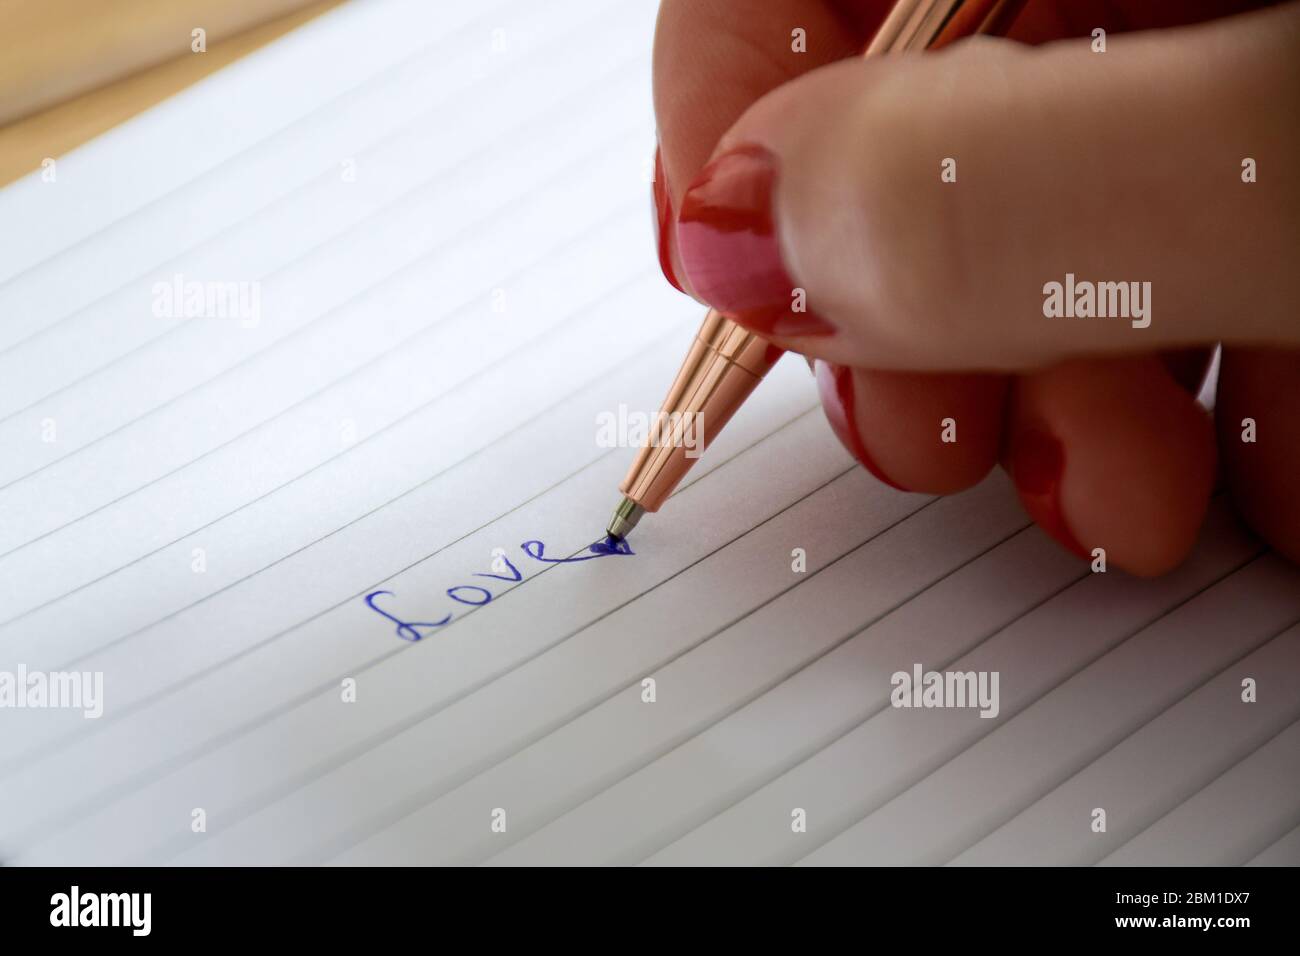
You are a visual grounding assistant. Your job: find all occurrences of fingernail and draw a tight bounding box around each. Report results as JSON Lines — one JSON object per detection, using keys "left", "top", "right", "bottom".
{"left": 814, "top": 359, "right": 907, "bottom": 491}
{"left": 652, "top": 147, "right": 685, "bottom": 293}
{"left": 1008, "top": 425, "right": 1089, "bottom": 559}
{"left": 676, "top": 143, "right": 835, "bottom": 337}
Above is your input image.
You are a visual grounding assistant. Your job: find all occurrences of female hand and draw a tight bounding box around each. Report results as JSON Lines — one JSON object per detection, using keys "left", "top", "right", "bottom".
{"left": 652, "top": 0, "right": 1299, "bottom": 574}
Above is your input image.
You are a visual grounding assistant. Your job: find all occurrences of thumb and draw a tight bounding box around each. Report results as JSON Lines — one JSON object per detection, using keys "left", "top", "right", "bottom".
{"left": 672, "top": 3, "right": 1300, "bottom": 371}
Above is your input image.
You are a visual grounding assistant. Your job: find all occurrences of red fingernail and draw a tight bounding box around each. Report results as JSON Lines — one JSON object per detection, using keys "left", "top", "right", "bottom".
{"left": 676, "top": 143, "right": 834, "bottom": 337}
{"left": 1008, "top": 426, "right": 1089, "bottom": 559}
{"left": 814, "top": 360, "right": 907, "bottom": 491}
{"left": 652, "top": 148, "right": 685, "bottom": 294}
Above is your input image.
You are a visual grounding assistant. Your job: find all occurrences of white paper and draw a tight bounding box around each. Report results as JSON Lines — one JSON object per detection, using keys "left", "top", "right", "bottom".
{"left": 1, "top": 0, "right": 1296, "bottom": 867}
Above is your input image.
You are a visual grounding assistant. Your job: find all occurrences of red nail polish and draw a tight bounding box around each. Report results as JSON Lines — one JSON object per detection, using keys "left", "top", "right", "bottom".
{"left": 676, "top": 143, "right": 834, "bottom": 337}
{"left": 814, "top": 360, "right": 907, "bottom": 491}
{"left": 1009, "top": 426, "right": 1089, "bottom": 559}
{"left": 652, "top": 148, "right": 685, "bottom": 294}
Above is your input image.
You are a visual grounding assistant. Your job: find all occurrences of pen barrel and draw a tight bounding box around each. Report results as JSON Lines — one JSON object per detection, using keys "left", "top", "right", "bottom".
{"left": 866, "top": 0, "right": 1026, "bottom": 54}
{"left": 616, "top": 0, "right": 1028, "bottom": 524}
{"left": 618, "top": 310, "right": 782, "bottom": 513}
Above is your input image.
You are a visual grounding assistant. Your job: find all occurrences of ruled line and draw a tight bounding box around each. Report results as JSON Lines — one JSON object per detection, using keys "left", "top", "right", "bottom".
{"left": 1244, "top": 815, "right": 1300, "bottom": 866}
{"left": 0, "top": 46, "right": 642, "bottom": 433}
{"left": 11, "top": 405, "right": 827, "bottom": 854}
{"left": 1099, "top": 707, "right": 1300, "bottom": 866}
{"left": 0, "top": 143, "right": 639, "bottom": 502}
{"left": 0, "top": 263, "right": 655, "bottom": 639}
{"left": 7, "top": 451, "right": 625, "bottom": 849}
{"left": 0, "top": 196, "right": 638, "bottom": 574}
{"left": 939, "top": 615, "right": 1300, "bottom": 865}
{"left": 2, "top": 277, "right": 681, "bottom": 702}
{"left": 146, "top": 426, "right": 850, "bottom": 865}
{"left": 1, "top": 292, "right": 693, "bottom": 753}
{"left": 474, "top": 519, "right": 1044, "bottom": 866}
{"left": 307, "top": 468, "right": 930, "bottom": 864}
{"left": 0, "top": 0, "right": 523, "bottom": 334}
{"left": 788, "top": 547, "right": 1268, "bottom": 866}
{"left": 523, "top": 522, "right": 1080, "bottom": 867}
{"left": 0, "top": 358, "right": 803, "bottom": 777}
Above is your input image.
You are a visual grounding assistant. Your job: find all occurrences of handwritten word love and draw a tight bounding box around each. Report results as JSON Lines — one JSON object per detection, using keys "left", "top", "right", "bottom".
{"left": 364, "top": 537, "right": 633, "bottom": 642}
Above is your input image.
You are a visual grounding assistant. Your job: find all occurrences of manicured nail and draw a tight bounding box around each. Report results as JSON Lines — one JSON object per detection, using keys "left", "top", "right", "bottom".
{"left": 651, "top": 148, "right": 685, "bottom": 294}
{"left": 1008, "top": 425, "right": 1088, "bottom": 559}
{"left": 814, "top": 360, "right": 907, "bottom": 491}
{"left": 676, "top": 143, "right": 835, "bottom": 337}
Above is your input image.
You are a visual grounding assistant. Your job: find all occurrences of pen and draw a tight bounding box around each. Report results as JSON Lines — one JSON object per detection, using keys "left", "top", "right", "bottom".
{"left": 607, "top": 0, "right": 1028, "bottom": 540}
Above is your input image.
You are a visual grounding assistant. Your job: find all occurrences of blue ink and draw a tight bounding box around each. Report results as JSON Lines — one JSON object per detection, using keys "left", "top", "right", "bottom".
{"left": 365, "top": 590, "right": 451, "bottom": 642}
{"left": 366, "top": 536, "right": 633, "bottom": 642}
{"left": 474, "top": 554, "right": 522, "bottom": 582}
{"left": 522, "top": 537, "right": 634, "bottom": 563}
{"left": 593, "top": 535, "right": 635, "bottom": 556}
{"left": 447, "top": 584, "right": 493, "bottom": 606}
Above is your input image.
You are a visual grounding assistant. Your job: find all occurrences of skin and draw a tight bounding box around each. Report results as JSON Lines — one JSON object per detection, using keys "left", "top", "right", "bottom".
{"left": 653, "top": 0, "right": 1300, "bottom": 574}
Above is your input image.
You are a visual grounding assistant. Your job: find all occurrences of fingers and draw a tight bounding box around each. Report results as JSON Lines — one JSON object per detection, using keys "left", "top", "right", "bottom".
{"left": 1002, "top": 356, "right": 1217, "bottom": 576}
{"left": 669, "top": 1, "right": 1300, "bottom": 369}
{"left": 1216, "top": 347, "right": 1300, "bottom": 564}
{"left": 652, "top": 1, "right": 872, "bottom": 231}
{"left": 815, "top": 362, "right": 1007, "bottom": 493}
{"left": 652, "top": 0, "right": 886, "bottom": 295}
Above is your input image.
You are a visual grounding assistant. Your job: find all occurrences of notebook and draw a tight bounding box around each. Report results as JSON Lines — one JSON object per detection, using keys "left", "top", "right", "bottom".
{"left": 0, "top": 0, "right": 1296, "bottom": 867}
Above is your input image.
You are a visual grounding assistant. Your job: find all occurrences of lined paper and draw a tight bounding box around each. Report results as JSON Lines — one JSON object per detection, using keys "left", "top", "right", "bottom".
{"left": 1, "top": 0, "right": 1297, "bottom": 867}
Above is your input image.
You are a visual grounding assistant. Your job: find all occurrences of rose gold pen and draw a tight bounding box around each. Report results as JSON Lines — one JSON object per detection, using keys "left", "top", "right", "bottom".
{"left": 607, "top": 0, "right": 1027, "bottom": 540}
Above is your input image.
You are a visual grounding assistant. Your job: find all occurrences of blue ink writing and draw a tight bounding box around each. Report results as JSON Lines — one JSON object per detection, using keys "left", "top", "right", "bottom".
{"left": 365, "top": 537, "right": 633, "bottom": 641}
{"left": 522, "top": 536, "right": 633, "bottom": 563}
{"left": 447, "top": 585, "right": 492, "bottom": 606}
{"left": 474, "top": 554, "right": 522, "bottom": 582}
{"left": 365, "top": 590, "right": 452, "bottom": 643}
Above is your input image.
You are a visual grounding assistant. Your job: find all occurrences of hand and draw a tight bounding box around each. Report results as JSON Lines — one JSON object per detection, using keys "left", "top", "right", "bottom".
{"left": 652, "top": 0, "right": 1300, "bottom": 574}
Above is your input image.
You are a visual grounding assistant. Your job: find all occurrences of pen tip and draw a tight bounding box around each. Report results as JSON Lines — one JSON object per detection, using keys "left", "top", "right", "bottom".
{"left": 606, "top": 496, "right": 645, "bottom": 541}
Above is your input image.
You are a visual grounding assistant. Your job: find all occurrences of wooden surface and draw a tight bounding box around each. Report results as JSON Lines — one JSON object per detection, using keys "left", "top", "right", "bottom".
{"left": 0, "top": 0, "right": 343, "bottom": 188}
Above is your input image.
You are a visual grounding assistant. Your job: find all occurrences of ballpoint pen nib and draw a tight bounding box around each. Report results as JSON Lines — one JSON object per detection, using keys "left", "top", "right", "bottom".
{"left": 606, "top": 496, "right": 645, "bottom": 541}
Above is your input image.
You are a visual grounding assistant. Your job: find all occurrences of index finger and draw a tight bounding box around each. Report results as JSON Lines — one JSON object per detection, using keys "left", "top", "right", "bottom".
{"left": 653, "top": 0, "right": 888, "bottom": 231}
